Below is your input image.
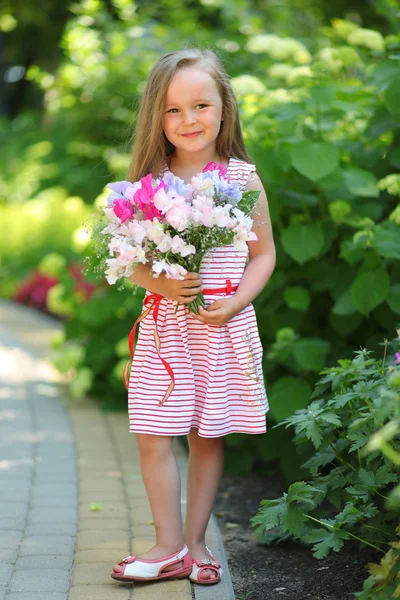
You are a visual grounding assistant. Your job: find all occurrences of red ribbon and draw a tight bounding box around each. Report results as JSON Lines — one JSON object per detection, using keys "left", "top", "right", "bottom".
{"left": 123, "top": 279, "right": 238, "bottom": 405}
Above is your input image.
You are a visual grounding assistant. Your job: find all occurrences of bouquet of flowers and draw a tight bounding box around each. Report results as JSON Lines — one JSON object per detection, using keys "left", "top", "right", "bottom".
{"left": 89, "top": 162, "right": 260, "bottom": 314}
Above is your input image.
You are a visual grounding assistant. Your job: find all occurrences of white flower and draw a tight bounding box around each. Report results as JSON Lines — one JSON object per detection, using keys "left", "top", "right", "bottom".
{"left": 165, "top": 204, "right": 191, "bottom": 231}
{"left": 347, "top": 28, "right": 385, "bottom": 52}
{"left": 142, "top": 218, "right": 165, "bottom": 244}
{"left": 104, "top": 252, "right": 140, "bottom": 284}
{"left": 153, "top": 187, "right": 170, "bottom": 213}
{"left": 170, "top": 235, "right": 196, "bottom": 257}
{"left": 191, "top": 176, "right": 216, "bottom": 196}
{"left": 156, "top": 233, "right": 173, "bottom": 253}
{"left": 152, "top": 260, "right": 168, "bottom": 278}
{"left": 231, "top": 74, "right": 266, "bottom": 96}
{"left": 165, "top": 263, "right": 187, "bottom": 279}
{"left": 233, "top": 225, "right": 258, "bottom": 251}
{"left": 213, "top": 205, "right": 234, "bottom": 228}
{"left": 151, "top": 260, "right": 187, "bottom": 280}
{"left": 126, "top": 220, "right": 147, "bottom": 245}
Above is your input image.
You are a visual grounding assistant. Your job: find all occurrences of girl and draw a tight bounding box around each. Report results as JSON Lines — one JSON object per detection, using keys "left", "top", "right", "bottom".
{"left": 111, "top": 48, "right": 276, "bottom": 585}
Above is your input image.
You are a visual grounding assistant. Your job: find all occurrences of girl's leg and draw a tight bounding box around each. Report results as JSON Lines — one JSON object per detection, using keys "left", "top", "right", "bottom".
{"left": 112, "top": 433, "right": 185, "bottom": 575}
{"left": 183, "top": 427, "right": 225, "bottom": 580}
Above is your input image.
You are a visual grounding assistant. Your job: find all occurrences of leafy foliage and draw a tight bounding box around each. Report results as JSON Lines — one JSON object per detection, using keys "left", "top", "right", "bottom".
{"left": 251, "top": 334, "right": 400, "bottom": 597}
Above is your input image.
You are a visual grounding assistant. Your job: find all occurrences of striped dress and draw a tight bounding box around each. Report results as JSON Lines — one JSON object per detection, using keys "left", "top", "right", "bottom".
{"left": 127, "top": 158, "right": 269, "bottom": 437}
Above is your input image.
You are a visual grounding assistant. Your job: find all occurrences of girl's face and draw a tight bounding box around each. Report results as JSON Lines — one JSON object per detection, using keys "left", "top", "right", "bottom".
{"left": 163, "top": 66, "right": 224, "bottom": 157}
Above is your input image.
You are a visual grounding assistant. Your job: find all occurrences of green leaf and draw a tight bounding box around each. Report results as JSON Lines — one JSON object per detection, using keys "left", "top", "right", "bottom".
{"left": 383, "top": 76, "right": 400, "bottom": 116}
{"left": 292, "top": 339, "right": 330, "bottom": 372}
{"left": 343, "top": 167, "right": 379, "bottom": 197}
{"left": 250, "top": 500, "right": 283, "bottom": 535}
{"left": 387, "top": 284, "right": 400, "bottom": 314}
{"left": 373, "top": 225, "right": 400, "bottom": 260}
{"left": 281, "top": 224, "right": 325, "bottom": 264}
{"left": 291, "top": 141, "right": 340, "bottom": 182}
{"left": 283, "top": 286, "right": 311, "bottom": 311}
{"left": 236, "top": 189, "right": 261, "bottom": 214}
{"left": 332, "top": 286, "right": 356, "bottom": 316}
{"left": 281, "top": 505, "right": 306, "bottom": 536}
{"left": 306, "top": 421, "right": 323, "bottom": 448}
{"left": 310, "top": 528, "right": 349, "bottom": 559}
{"left": 351, "top": 268, "right": 390, "bottom": 315}
{"left": 269, "top": 377, "right": 312, "bottom": 421}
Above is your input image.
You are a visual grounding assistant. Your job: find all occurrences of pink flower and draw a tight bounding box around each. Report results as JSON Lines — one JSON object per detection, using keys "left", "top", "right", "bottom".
{"left": 202, "top": 162, "right": 228, "bottom": 176}
{"left": 113, "top": 198, "right": 135, "bottom": 223}
{"left": 134, "top": 175, "right": 167, "bottom": 208}
{"left": 395, "top": 352, "right": 400, "bottom": 365}
{"left": 132, "top": 174, "right": 166, "bottom": 220}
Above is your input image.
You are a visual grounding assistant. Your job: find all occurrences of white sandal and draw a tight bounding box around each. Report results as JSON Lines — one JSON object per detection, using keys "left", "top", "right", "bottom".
{"left": 189, "top": 546, "right": 223, "bottom": 585}
{"left": 111, "top": 544, "right": 192, "bottom": 582}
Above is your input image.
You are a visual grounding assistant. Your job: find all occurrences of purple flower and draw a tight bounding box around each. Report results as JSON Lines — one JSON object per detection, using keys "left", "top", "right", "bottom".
{"left": 395, "top": 352, "right": 400, "bottom": 365}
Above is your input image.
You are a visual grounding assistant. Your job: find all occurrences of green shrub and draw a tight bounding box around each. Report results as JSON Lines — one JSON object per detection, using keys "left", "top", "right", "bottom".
{"left": 251, "top": 333, "right": 400, "bottom": 597}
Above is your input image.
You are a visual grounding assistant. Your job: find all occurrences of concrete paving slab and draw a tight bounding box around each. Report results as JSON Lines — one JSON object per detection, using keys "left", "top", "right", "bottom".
{"left": 69, "top": 585, "right": 130, "bottom": 600}
{"left": 28, "top": 508, "right": 77, "bottom": 524}
{"left": 25, "top": 523, "right": 77, "bottom": 537}
{"left": 5, "top": 594, "right": 68, "bottom": 600}
{"left": 0, "top": 563, "right": 13, "bottom": 587}
{"left": 0, "top": 549, "right": 17, "bottom": 563}
{"left": 0, "top": 531, "right": 23, "bottom": 549}
{"left": 0, "top": 504, "right": 28, "bottom": 519}
{"left": 0, "top": 518, "right": 25, "bottom": 532}
{"left": 8, "top": 569, "right": 70, "bottom": 593}
{"left": 15, "top": 555, "right": 74, "bottom": 571}
{"left": 20, "top": 535, "right": 75, "bottom": 556}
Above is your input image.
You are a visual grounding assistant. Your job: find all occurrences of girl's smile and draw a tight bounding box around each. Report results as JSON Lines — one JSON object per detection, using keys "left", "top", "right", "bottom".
{"left": 181, "top": 131, "right": 202, "bottom": 138}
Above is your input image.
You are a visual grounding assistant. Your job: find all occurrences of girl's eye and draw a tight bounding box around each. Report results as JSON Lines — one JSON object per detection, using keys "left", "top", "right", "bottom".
{"left": 167, "top": 108, "right": 178, "bottom": 113}
{"left": 196, "top": 104, "right": 208, "bottom": 109}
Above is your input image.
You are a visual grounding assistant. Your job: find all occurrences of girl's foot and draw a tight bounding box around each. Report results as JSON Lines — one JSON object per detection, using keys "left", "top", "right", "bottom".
{"left": 187, "top": 543, "right": 221, "bottom": 581}
{"left": 112, "top": 542, "right": 185, "bottom": 577}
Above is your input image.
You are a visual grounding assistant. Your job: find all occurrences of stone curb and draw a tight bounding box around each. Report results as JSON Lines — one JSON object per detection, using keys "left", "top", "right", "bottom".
{"left": 0, "top": 300, "right": 236, "bottom": 600}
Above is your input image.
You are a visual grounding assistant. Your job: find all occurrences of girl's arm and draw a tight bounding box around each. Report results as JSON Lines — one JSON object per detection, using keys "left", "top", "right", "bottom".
{"left": 192, "top": 172, "right": 276, "bottom": 325}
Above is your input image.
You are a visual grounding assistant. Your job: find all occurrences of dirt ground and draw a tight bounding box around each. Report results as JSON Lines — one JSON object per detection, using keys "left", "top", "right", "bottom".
{"left": 214, "top": 471, "right": 378, "bottom": 600}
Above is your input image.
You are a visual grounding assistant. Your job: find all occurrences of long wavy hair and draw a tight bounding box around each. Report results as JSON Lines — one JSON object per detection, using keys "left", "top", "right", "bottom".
{"left": 126, "top": 48, "right": 252, "bottom": 182}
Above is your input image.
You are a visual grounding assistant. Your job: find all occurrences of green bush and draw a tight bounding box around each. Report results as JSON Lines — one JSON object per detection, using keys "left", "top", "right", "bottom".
{"left": 251, "top": 333, "right": 400, "bottom": 597}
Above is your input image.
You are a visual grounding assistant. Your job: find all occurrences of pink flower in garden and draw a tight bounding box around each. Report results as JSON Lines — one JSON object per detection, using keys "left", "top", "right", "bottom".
{"left": 113, "top": 198, "right": 135, "bottom": 223}
{"left": 395, "top": 352, "right": 400, "bottom": 365}
{"left": 202, "top": 162, "right": 228, "bottom": 176}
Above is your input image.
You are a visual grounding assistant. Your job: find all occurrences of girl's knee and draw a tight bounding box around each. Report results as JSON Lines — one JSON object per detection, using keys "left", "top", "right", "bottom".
{"left": 188, "top": 429, "right": 224, "bottom": 451}
{"left": 136, "top": 433, "right": 174, "bottom": 456}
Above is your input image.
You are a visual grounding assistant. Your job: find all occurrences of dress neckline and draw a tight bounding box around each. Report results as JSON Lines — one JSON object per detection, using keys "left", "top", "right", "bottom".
{"left": 162, "top": 156, "right": 233, "bottom": 180}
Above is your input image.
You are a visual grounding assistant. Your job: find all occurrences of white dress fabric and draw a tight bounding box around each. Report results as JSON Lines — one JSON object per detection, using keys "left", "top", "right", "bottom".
{"left": 127, "top": 158, "right": 269, "bottom": 437}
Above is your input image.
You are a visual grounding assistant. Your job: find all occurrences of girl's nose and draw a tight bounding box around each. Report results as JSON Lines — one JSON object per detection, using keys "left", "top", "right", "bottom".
{"left": 183, "top": 111, "right": 197, "bottom": 125}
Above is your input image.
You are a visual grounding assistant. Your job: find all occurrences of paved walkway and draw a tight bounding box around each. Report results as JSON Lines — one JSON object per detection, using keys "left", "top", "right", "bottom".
{"left": 0, "top": 300, "right": 235, "bottom": 600}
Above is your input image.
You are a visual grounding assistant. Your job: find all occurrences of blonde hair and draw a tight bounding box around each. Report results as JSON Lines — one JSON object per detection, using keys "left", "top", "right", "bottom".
{"left": 126, "top": 48, "right": 252, "bottom": 182}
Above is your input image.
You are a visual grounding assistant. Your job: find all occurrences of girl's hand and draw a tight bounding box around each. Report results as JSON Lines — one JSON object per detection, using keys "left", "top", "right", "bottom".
{"left": 190, "top": 296, "right": 242, "bottom": 326}
{"left": 156, "top": 272, "right": 203, "bottom": 304}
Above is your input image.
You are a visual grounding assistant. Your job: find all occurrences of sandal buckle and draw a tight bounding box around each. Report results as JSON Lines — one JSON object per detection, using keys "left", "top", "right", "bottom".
{"left": 199, "top": 558, "right": 218, "bottom": 566}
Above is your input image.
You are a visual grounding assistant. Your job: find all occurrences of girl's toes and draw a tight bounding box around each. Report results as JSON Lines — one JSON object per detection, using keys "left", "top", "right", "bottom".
{"left": 112, "top": 564, "right": 122, "bottom": 574}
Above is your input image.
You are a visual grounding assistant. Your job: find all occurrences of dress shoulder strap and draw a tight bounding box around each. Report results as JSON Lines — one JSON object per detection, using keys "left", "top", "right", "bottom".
{"left": 227, "top": 158, "right": 256, "bottom": 190}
